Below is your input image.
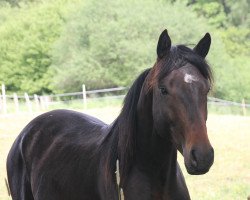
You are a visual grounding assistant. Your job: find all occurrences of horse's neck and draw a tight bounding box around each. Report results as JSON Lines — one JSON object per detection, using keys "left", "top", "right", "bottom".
{"left": 136, "top": 91, "right": 177, "bottom": 179}
{"left": 134, "top": 93, "right": 190, "bottom": 199}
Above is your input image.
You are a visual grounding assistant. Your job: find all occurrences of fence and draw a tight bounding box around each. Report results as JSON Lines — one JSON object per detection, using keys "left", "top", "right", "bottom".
{"left": 0, "top": 84, "right": 127, "bottom": 114}
{"left": 0, "top": 84, "right": 249, "bottom": 115}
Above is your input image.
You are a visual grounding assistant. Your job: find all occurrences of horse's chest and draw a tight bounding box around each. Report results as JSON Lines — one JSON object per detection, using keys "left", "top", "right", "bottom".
{"left": 123, "top": 167, "right": 181, "bottom": 200}
{"left": 151, "top": 190, "right": 170, "bottom": 200}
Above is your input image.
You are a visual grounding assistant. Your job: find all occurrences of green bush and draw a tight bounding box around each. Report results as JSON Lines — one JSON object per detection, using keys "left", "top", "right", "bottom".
{"left": 50, "top": 0, "right": 216, "bottom": 92}
{"left": 0, "top": 0, "right": 77, "bottom": 94}
{"left": 0, "top": 0, "right": 249, "bottom": 102}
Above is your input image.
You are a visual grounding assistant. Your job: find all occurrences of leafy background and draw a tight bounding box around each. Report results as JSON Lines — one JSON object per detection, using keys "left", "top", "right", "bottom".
{"left": 0, "top": 0, "right": 249, "bottom": 101}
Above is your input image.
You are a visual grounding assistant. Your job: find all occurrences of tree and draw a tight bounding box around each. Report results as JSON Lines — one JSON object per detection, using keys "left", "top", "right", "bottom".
{"left": 0, "top": 0, "right": 78, "bottom": 94}
{"left": 50, "top": 0, "right": 215, "bottom": 92}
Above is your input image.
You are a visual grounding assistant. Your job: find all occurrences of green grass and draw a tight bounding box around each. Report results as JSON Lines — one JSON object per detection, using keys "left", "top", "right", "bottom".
{"left": 2, "top": 97, "right": 249, "bottom": 116}
{"left": 1, "top": 96, "right": 124, "bottom": 114}
{"left": 48, "top": 96, "right": 124, "bottom": 110}
{"left": 0, "top": 109, "right": 250, "bottom": 199}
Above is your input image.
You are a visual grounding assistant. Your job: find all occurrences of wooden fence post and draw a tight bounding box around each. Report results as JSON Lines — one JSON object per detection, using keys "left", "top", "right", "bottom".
{"left": 34, "top": 94, "right": 40, "bottom": 111}
{"left": 2, "top": 84, "right": 7, "bottom": 114}
{"left": 13, "top": 93, "right": 19, "bottom": 113}
{"left": 82, "top": 84, "right": 87, "bottom": 109}
{"left": 44, "top": 96, "right": 49, "bottom": 110}
{"left": 24, "top": 93, "right": 32, "bottom": 113}
{"left": 40, "top": 96, "right": 45, "bottom": 110}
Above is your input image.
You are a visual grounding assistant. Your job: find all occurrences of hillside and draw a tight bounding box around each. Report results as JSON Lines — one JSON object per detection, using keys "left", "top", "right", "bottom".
{"left": 0, "top": 0, "right": 249, "bottom": 101}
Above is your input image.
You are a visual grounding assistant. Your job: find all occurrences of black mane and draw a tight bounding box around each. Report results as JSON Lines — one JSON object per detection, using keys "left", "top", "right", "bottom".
{"left": 102, "top": 68, "right": 151, "bottom": 187}
{"left": 117, "top": 68, "right": 151, "bottom": 185}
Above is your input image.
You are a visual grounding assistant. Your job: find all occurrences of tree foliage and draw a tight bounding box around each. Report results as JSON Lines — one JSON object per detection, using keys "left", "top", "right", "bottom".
{"left": 184, "top": 0, "right": 250, "bottom": 101}
{"left": 50, "top": 0, "right": 215, "bottom": 92}
{"left": 0, "top": 0, "right": 76, "bottom": 94}
{"left": 186, "top": 0, "right": 250, "bottom": 27}
{"left": 0, "top": 0, "right": 249, "bottom": 101}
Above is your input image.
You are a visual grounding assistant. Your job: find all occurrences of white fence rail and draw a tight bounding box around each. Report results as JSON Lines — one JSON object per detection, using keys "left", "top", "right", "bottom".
{"left": 0, "top": 84, "right": 249, "bottom": 115}
{"left": 208, "top": 97, "right": 250, "bottom": 107}
{"left": 0, "top": 84, "right": 128, "bottom": 114}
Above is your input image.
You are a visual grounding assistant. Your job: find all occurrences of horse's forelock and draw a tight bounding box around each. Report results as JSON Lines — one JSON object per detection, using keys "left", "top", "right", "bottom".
{"left": 147, "top": 45, "right": 212, "bottom": 89}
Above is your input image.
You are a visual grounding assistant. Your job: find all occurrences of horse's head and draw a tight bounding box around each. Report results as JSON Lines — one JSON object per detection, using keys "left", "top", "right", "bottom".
{"left": 149, "top": 30, "right": 214, "bottom": 175}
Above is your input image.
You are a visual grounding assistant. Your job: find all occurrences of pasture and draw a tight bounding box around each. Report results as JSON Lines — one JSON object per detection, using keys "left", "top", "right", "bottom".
{"left": 0, "top": 108, "right": 249, "bottom": 200}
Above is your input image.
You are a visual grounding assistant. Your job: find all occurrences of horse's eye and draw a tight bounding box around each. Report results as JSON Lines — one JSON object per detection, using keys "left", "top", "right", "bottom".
{"left": 159, "top": 86, "right": 168, "bottom": 95}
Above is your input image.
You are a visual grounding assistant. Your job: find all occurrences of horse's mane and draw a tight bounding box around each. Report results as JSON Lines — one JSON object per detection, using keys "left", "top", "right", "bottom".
{"left": 171, "top": 45, "right": 212, "bottom": 81}
{"left": 101, "top": 68, "right": 151, "bottom": 188}
{"left": 117, "top": 68, "right": 151, "bottom": 186}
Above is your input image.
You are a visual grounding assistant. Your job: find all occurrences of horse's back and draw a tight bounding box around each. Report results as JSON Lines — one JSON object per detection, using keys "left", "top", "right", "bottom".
{"left": 7, "top": 109, "right": 107, "bottom": 200}
{"left": 19, "top": 109, "right": 107, "bottom": 162}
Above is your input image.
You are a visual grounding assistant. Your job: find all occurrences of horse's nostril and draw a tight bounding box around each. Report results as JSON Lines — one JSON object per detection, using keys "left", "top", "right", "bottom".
{"left": 191, "top": 149, "right": 198, "bottom": 168}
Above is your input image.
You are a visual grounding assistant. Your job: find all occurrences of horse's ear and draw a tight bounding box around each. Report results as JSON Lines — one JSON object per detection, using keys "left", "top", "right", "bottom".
{"left": 157, "top": 29, "right": 171, "bottom": 59}
{"left": 193, "top": 33, "right": 211, "bottom": 58}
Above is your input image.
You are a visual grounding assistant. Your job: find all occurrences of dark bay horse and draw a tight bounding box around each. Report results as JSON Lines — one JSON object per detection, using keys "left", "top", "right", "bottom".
{"left": 7, "top": 30, "right": 214, "bottom": 200}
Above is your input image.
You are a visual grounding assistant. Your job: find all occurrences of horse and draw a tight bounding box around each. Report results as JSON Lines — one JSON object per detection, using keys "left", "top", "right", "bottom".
{"left": 7, "top": 29, "right": 214, "bottom": 200}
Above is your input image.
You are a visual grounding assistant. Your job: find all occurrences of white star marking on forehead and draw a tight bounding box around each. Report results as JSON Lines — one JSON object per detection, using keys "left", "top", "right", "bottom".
{"left": 184, "top": 73, "right": 199, "bottom": 83}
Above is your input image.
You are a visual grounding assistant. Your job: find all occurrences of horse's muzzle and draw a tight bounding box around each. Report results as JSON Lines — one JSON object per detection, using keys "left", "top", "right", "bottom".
{"left": 185, "top": 146, "right": 214, "bottom": 175}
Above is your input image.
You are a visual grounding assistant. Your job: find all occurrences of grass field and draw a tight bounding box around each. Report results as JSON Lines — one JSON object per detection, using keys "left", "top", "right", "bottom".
{"left": 0, "top": 107, "right": 249, "bottom": 200}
